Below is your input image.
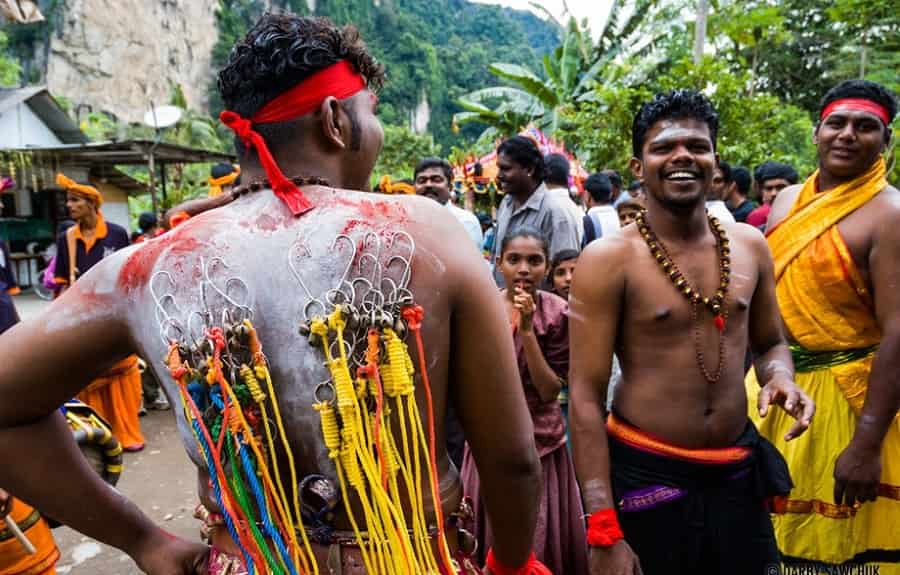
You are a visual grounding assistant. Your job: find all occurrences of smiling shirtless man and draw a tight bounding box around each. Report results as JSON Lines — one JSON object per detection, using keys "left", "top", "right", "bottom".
{"left": 569, "top": 89, "right": 815, "bottom": 575}
{"left": 0, "top": 14, "right": 544, "bottom": 575}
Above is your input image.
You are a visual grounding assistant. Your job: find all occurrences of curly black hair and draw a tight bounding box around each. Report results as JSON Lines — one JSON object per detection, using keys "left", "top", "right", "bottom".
{"left": 819, "top": 80, "right": 898, "bottom": 126}
{"left": 632, "top": 89, "right": 719, "bottom": 158}
{"left": 217, "top": 13, "right": 383, "bottom": 119}
{"left": 498, "top": 136, "right": 545, "bottom": 183}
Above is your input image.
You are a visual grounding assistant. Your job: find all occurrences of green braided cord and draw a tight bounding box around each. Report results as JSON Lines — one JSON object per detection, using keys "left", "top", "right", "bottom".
{"left": 233, "top": 382, "right": 252, "bottom": 406}
{"left": 225, "top": 433, "right": 287, "bottom": 575}
{"left": 790, "top": 344, "right": 878, "bottom": 373}
{"left": 210, "top": 415, "right": 223, "bottom": 444}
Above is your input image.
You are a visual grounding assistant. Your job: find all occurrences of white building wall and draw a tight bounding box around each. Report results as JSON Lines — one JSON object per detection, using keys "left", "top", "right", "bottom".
{"left": 94, "top": 182, "right": 132, "bottom": 233}
{"left": 0, "top": 103, "right": 64, "bottom": 148}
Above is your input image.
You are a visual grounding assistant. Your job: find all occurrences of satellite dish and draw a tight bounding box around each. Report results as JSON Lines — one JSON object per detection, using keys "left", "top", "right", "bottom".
{"left": 143, "top": 105, "right": 183, "bottom": 129}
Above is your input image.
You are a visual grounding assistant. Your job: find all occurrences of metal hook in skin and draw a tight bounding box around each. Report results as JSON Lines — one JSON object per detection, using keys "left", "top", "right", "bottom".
{"left": 289, "top": 240, "right": 328, "bottom": 323}
{"left": 150, "top": 270, "right": 185, "bottom": 345}
{"left": 331, "top": 234, "right": 358, "bottom": 296}
{"left": 386, "top": 230, "right": 415, "bottom": 289}
{"left": 203, "top": 257, "right": 253, "bottom": 317}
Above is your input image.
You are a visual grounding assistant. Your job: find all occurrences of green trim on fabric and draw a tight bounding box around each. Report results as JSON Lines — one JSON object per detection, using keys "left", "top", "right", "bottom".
{"left": 0, "top": 509, "right": 41, "bottom": 541}
{"left": 790, "top": 344, "right": 877, "bottom": 373}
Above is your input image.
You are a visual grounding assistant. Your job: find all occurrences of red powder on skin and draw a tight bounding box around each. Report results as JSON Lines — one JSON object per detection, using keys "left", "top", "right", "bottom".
{"left": 342, "top": 219, "right": 367, "bottom": 234}
{"left": 325, "top": 196, "right": 408, "bottom": 224}
{"left": 254, "top": 213, "right": 280, "bottom": 232}
{"left": 118, "top": 230, "right": 202, "bottom": 293}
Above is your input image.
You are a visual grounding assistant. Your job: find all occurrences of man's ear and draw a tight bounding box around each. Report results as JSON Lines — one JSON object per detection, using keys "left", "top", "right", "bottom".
{"left": 812, "top": 122, "right": 820, "bottom": 146}
{"left": 319, "top": 96, "right": 347, "bottom": 150}
{"left": 629, "top": 156, "right": 643, "bottom": 181}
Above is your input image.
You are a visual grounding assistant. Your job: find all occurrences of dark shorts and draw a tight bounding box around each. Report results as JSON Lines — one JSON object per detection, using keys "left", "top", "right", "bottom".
{"left": 614, "top": 467, "right": 780, "bottom": 575}
{"left": 607, "top": 413, "right": 790, "bottom": 575}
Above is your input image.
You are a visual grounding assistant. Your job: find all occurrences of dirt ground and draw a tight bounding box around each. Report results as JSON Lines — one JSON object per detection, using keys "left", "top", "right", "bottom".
{"left": 13, "top": 293, "right": 201, "bottom": 574}
{"left": 53, "top": 411, "right": 200, "bottom": 574}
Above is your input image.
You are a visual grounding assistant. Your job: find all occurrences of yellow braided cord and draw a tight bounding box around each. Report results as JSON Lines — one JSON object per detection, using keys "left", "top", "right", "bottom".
{"left": 336, "top": 459, "right": 376, "bottom": 573}
{"left": 408, "top": 391, "right": 455, "bottom": 567}
{"left": 386, "top": 327, "right": 435, "bottom": 567}
{"left": 329, "top": 310, "right": 419, "bottom": 573}
{"left": 255, "top": 361, "right": 318, "bottom": 575}
{"left": 387, "top": 329, "right": 444, "bottom": 573}
{"left": 315, "top": 318, "right": 390, "bottom": 572}
{"left": 216, "top": 369, "right": 301, "bottom": 570}
{"left": 242, "top": 364, "right": 309, "bottom": 575}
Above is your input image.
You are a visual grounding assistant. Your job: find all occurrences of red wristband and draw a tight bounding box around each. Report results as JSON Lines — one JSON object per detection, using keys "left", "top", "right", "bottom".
{"left": 586, "top": 508, "right": 624, "bottom": 548}
{"left": 485, "top": 549, "right": 552, "bottom": 575}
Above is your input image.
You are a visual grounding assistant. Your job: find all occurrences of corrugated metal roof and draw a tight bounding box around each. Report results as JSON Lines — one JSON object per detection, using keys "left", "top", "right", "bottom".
{"left": 8, "top": 140, "right": 236, "bottom": 165}
{"left": 0, "top": 86, "right": 88, "bottom": 144}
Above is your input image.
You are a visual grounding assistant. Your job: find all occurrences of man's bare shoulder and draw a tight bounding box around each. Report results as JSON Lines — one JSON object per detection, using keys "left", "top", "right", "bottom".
{"left": 767, "top": 183, "right": 803, "bottom": 230}
{"left": 867, "top": 183, "right": 900, "bottom": 214}
{"left": 863, "top": 184, "right": 900, "bottom": 240}
{"left": 722, "top": 220, "right": 768, "bottom": 251}
{"left": 578, "top": 224, "right": 639, "bottom": 276}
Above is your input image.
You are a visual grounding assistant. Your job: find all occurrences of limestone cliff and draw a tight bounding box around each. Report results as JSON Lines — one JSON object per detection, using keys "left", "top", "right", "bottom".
{"left": 46, "top": 0, "right": 220, "bottom": 123}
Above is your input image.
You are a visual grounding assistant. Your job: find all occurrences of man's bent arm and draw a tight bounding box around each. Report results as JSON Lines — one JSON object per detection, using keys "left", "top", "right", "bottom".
{"left": 449, "top": 231, "right": 541, "bottom": 567}
{"left": 569, "top": 238, "right": 626, "bottom": 512}
{"left": 855, "top": 213, "right": 900, "bottom": 450}
{"left": 0, "top": 260, "right": 164, "bottom": 559}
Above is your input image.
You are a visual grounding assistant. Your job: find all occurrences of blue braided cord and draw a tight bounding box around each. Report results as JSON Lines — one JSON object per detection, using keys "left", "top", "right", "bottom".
{"left": 210, "top": 386, "right": 225, "bottom": 411}
{"left": 188, "top": 380, "right": 209, "bottom": 411}
{"left": 236, "top": 432, "right": 300, "bottom": 575}
{"left": 189, "top": 417, "right": 258, "bottom": 575}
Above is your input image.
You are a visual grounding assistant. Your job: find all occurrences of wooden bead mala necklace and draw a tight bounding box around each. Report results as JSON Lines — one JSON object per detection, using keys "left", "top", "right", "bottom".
{"left": 231, "top": 175, "right": 332, "bottom": 197}
{"left": 635, "top": 211, "right": 731, "bottom": 384}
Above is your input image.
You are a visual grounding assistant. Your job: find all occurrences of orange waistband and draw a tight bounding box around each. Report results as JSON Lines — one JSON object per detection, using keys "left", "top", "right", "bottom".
{"left": 606, "top": 413, "right": 751, "bottom": 465}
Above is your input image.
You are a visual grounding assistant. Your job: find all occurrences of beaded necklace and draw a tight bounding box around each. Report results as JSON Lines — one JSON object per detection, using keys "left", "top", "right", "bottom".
{"left": 635, "top": 210, "right": 730, "bottom": 384}
{"left": 232, "top": 175, "right": 331, "bottom": 197}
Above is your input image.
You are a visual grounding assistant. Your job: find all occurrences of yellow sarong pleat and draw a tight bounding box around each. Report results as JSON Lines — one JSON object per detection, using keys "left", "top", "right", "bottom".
{"left": 747, "top": 367, "right": 900, "bottom": 568}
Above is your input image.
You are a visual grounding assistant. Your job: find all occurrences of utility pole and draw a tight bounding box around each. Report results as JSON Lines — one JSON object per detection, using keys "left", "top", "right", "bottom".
{"left": 694, "top": 0, "right": 709, "bottom": 66}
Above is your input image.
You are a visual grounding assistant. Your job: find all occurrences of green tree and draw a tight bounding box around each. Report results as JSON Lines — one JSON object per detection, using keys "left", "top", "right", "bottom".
{"left": 453, "top": 16, "right": 600, "bottom": 138}
{"left": 558, "top": 58, "right": 817, "bottom": 181}
{"left": 0, "top": 31, "right": 21, "bottom": 86}
{"left": 453, "top": 0, "right": 668, "bottom": 139}
{"left": 710, "top": 1, "right": 790, "bottom": 95}
{"left": 372, "top": 124, "right": 440, "bottom": 182}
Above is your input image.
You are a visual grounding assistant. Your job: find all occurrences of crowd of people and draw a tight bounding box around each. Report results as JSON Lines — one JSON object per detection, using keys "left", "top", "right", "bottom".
{"left": 0, "top": 10, "right": 897, "bottom": 575}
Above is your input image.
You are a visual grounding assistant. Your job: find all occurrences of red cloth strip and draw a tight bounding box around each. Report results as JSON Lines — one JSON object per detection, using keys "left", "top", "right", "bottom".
{"left": 219, "top": 60, "right": 367, "bottom": 216}
{"left": 485, "top": 550, "right": 552, "bottom": 575}
{"left": 821, "top": 98, "right": 890, "bottom": 126}
{"left": 586, "top": 508, "right": 624, "bottom": 548}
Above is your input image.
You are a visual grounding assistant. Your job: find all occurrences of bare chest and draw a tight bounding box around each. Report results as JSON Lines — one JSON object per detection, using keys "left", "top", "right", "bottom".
{"left": 624, "top": 235, "right": 757, "bottom": 334}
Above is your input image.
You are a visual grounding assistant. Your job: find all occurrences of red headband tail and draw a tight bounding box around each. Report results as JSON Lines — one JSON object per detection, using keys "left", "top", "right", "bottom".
{"left": 821, "top": 98, "right": 891, "bottom": 126}
{"left": 219, "top": 60, "right": 367, "bottom": 216}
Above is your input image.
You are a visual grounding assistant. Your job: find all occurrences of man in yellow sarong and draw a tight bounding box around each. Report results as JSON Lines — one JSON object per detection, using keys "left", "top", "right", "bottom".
{"left": 746, "top": 80, "right": 900, "bottom": 569}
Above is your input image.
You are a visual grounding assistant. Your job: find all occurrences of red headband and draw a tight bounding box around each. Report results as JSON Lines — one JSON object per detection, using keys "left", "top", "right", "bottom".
{"left": 220, "top": 60, "right": 367, "bottom": 216}
{"left": 821, "top": 98, "right": 890, "bottom": 126}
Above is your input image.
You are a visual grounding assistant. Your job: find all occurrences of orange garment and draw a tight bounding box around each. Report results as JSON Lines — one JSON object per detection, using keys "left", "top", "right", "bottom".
{"left": 77, "top": 356, "right": 145, "bottom": 450}
{"left": 746, "top": 157, "right": 900, "bottom": 566}
{"left": 0, "top": 498, "right": 58, "bottom": 575}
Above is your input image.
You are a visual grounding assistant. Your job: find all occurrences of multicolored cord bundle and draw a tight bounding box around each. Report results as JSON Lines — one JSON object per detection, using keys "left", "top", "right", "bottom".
{"left": 166, "top": 320, "right": 319, "bottom": 575}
